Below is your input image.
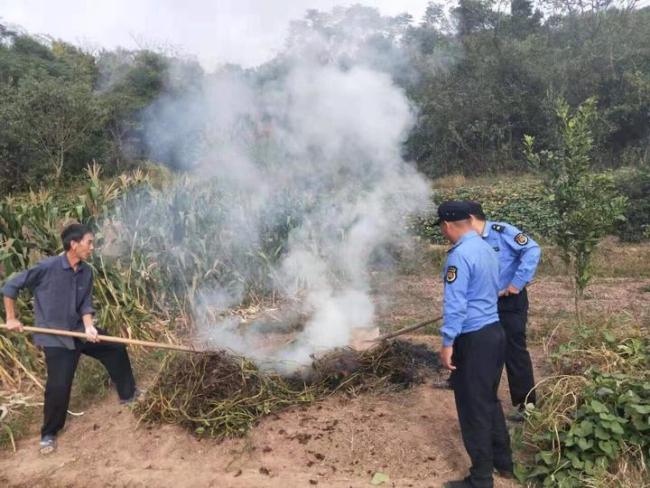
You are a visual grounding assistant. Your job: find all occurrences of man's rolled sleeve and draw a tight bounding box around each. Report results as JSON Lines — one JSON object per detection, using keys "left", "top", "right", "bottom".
{"left": 441, "top": 255, "right": 470, "bottom": 347}
{"left": 79, "top": 278, "right": 95, "bottom": 316}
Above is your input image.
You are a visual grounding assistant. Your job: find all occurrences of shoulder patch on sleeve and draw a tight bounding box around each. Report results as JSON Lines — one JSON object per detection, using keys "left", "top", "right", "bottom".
{"left": 445, "top": 265, "right": 457, "bottom": 284}
{"left": 514, "top": 233, "right": 529, "bottom": 246}
{"left": 491, "top": 224, "right": 504, "bottom": 232}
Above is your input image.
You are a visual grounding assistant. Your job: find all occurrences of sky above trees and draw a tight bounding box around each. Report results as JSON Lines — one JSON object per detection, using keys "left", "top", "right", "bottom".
{"left": 0, "top": 0, "right": 430, "bottom": 67}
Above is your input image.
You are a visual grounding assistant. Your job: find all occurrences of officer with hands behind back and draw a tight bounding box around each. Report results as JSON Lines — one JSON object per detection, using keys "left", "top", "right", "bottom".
{"left": 464, "top": 201, "right": 541, "bottom": 416}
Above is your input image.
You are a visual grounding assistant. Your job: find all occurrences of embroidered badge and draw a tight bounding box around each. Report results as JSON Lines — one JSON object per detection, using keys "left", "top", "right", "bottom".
{"left": 492, "top": 224, "right": 504, "bottom": 232}
{"left": 514, "top": 233, "right": 529, "bottom": 246}
{"left": 446, "top": 266, "right": 457, "bottom": 283}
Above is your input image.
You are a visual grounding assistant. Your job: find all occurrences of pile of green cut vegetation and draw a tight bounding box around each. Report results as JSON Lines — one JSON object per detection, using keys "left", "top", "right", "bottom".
{"left": 134, "top": 340, "right": 440, "bottom": 439}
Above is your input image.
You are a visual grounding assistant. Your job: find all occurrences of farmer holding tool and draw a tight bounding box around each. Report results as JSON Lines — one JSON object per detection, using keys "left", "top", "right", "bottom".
{"left": 1, "top": 223, "right": 139, "bottom": 454}
{"left": 436, "top": 201, "right": 512, "bottom": 488}
{"left": 464, "top": 201, "right": 541, "bottom": 417}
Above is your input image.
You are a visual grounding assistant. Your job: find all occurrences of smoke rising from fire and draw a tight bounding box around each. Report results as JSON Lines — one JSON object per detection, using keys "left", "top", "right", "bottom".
{"left": 136, "top": 13, "right": 433, "bottom": 373}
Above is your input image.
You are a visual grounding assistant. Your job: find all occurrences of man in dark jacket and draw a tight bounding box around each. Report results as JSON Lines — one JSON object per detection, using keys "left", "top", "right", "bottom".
{"left": 2, "top": 223, "right": 138, "bottom": 454}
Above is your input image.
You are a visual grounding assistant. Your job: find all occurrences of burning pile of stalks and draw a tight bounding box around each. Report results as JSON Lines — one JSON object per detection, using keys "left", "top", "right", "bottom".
{"left": 135, "top": 340, "right": 441, "bottom": 439}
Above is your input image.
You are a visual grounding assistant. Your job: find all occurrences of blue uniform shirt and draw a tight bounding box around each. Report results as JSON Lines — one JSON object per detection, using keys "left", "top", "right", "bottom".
{"left": 441, "top": 231, "right": 500, "bottom": 347}
{"left": 1, "top": 254, "right": 94, "bottom": 349}
{"left": 481, "top": 221, "right": 541, "bottom": 291}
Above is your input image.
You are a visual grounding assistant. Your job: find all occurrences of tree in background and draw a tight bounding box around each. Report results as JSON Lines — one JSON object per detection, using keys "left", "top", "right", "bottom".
{"left": 97, "top": 49, "right": 171, "bottom": 169}
{"left": 0, "top": 27, "right": 105, "bottom": 189}
{"left": 524, "top": 98, "right": 627, "bottom": 319}
{"left": 403, "top": 1, "right": 649, "bottom": 177}
{"left": 1, "top": 3, "right": 649, "bottom": 189}
{"left": 2, "top": 76, "right": 106, "bottom": 184}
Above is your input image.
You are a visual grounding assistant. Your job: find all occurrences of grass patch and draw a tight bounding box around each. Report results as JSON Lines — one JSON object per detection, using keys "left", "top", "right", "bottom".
{"left": 514, "top": 317, "right": 650, "bottom": 487}
{"left": 431, "top": 172, "right": 542, "bottom": 191}
{"left": 527, "top": 309, "right": 576, "bottom": 348}
{"left": 589, "top": 239, "right": 650, "bottom": 278}
{"left": 0, "top": 392, "right": 41, "bottom": 452}
{"left": 535, "top": 239, "right": 650, "bottom": 279}
{"left": 421, "top": 235, "right": 650, "bottom": 282}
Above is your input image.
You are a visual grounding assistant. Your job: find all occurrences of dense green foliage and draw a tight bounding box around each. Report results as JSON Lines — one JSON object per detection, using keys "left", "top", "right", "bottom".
{"left": 1, "top": 3, "right": 649, "bottom": 190}
{"left": 0, "top": 26, "right": 188, "bottom": 190}
{"left": 518, "top": 320, "right": 649, "bottom": 487}
{"left": 0, "top": 165, "right": 302, "bottom": 386}
{"left": 405, "top": 3, "right": 650, "bottom": 176}
{"left": 104, "top": 175, "right": 305, "bottom": 310}
{"left": 413, "top": 166, "right": 650, "bottom": 245}
{"left": 413, "top": 178, "right": 558, "bottom": 243}
{"left": 0, "top": 166, "right": 156, "bottom": 391}
{"left": 614, "top": 164, "right": 650, "bottom": 242}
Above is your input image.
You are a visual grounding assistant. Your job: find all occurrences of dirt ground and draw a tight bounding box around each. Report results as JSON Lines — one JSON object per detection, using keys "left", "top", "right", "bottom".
{"left": 1, "top": 271, "right": 648, "bottom": 488}
{"left": 0, "top": 362, "right": 519, "bottom": 488}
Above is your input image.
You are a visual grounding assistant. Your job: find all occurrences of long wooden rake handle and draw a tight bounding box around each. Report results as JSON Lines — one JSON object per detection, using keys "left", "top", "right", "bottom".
{"left": 369, "top": 282, "right": 537, "bottom": 344}
{"left": 369, "top": 316, "right": 443, "bottom": 343}
{"left": 0, "top": 324, "right": 200, "bottom": 353}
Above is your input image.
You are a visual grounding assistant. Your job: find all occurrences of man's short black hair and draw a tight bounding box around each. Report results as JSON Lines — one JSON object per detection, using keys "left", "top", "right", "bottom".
{"left": 465, "top": 201, "right": 487, "bottom": 221}
{"left": 61, "top": 223, "right": 92, "bottom": 251}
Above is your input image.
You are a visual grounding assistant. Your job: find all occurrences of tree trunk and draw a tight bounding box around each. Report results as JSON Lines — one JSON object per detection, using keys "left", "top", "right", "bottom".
{"left": 574, "top": 264, "right": 584, "bottom": 324}
{"left": 574, "top": 286, "right": 582, "bottom": 325}
{"left": 53, "top": 147, "right": 64, "bottom": 185}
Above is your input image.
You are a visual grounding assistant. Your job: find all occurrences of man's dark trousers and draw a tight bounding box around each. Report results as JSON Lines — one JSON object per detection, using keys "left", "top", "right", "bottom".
{"left": 41, "top": 329, "right": 136, "bottom": 437}
{"left": 498, "top": 288, "right": 536, "bottom": 407}
{"left": 451, "top": 323, "right": 512, "bottom": 488}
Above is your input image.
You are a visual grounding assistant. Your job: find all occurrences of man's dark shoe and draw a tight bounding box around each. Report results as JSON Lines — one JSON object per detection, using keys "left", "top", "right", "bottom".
{"left": 119, "top": 387, "right": 143, "bottom": 405}
{"left": 39, "top": 434, "right": 56, "bottom": 455}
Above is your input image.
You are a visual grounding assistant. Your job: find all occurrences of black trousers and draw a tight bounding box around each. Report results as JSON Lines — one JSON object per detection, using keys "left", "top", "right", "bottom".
{"left": 498, "top": 288, "right": 536, "bottom": 407}
{"left": 450, "top": 323, "right": 512, "bottom": 488}
{"left": 41, "top": 329, "right": 136, "bottom": 438}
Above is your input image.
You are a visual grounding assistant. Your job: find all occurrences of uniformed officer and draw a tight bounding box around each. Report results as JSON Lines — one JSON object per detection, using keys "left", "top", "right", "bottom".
{"left": 436, "top": 201, "right": 512, "bottom": 488}
{"left": 464, "top": 201, "right": 541, "bottom": 414}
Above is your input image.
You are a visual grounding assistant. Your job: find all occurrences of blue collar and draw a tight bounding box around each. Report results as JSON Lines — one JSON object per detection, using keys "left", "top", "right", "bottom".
{"left": 448, "top": 230, "right": 480, "bottom": 252}
{"left": 60, "top": 253, "right": 84, "bottom": 272}
{"left": 482, "top": 221, "right": 492, "bottom": 238}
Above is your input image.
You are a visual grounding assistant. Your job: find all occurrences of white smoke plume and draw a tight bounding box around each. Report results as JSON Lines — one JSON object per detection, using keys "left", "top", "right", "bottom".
{"left": 138, "top": 11, "right": 433, "bottom": 373}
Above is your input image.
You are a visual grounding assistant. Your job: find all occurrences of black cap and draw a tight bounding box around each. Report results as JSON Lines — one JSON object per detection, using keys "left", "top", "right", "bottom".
{"left": 435, "top": 201, "right": 471, "bottom": 225}
{"left": 465, "top": 200, "right": 486, "bottom": 220}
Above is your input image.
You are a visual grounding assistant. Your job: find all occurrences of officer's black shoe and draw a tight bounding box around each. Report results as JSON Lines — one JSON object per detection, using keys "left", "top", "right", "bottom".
{"left": 442, "top": 476, "right": 473, "bottom": 487}
{"left": 507, "top": 404, "right": 526, "bottom": 423}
